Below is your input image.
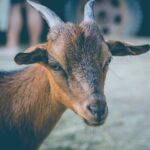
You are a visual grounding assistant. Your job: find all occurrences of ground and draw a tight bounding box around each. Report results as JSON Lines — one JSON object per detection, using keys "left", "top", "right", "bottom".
{"left": 0, "top": 37, "right": 150, "bottom": 150}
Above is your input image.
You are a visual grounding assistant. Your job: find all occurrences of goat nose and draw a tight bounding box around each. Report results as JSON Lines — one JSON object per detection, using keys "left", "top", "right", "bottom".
{"left": 87, "top": 102, "right": 107, "bottom": 120}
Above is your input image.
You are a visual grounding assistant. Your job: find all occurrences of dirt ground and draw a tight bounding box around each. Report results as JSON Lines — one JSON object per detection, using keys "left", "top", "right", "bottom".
{"left": 0, "top": 37, "right": 150, "bottom": 150}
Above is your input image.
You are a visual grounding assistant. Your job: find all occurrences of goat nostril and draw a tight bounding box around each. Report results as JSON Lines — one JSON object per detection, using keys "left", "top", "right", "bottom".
{"left": 87, "top": 103, "right": 107, "bottom": 119}
{"left": 100, "top": 106, "right": 107, "bottom": 119}
{"left": 87, "top": 105, "right": 99, "bottom": 116}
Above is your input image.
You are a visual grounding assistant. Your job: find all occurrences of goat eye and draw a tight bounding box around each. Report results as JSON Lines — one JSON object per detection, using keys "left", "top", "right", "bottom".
{"left": 105, "top": 61, "right": 110, "bottom": 66}
{"left": 50, "top": 63, "right": 62, "bottom": 71}
{"left": 106, "top": 58, "right": 112, "bottom": 66}
{"left": 103, "top": 58, "right": 111, "bottom": 70}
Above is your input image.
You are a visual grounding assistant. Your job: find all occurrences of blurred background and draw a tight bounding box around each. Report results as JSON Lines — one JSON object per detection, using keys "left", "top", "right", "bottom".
{"left": 0, "top": 0, "right": 150, "bottom": 150}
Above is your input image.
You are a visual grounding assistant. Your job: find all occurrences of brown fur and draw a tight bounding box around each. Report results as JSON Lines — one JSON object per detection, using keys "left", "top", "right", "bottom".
{"left": 0, "top": 21, "right": 149, "bottom": 150}
{"left": 0, "top": 64, "right": 66, "bottom": 150}
{"left": 0, "top": 23, "right": 109, "bottom": 149}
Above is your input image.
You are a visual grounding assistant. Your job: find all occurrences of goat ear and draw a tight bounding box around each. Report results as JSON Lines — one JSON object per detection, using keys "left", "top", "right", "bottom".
{"left": 14, "top": 48, "right": 48, "bottom": 65}
{"left": 106, "top": 40, "right": 150, "bottom": 56}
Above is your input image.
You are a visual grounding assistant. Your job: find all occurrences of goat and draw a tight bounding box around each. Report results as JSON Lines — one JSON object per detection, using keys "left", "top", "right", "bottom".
{"left": 0, "top": 0, "right": 149, "bottom": 149}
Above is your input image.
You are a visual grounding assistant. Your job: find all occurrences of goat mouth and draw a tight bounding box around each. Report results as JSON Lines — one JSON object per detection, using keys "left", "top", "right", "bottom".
{"left": 83, "top": 118, "right": 105, "bottom": 127}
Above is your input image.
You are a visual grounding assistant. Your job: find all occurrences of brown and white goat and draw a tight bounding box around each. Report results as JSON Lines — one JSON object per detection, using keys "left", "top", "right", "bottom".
{"left": 0, "top": 0, "right": 149, "bottom": 149}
